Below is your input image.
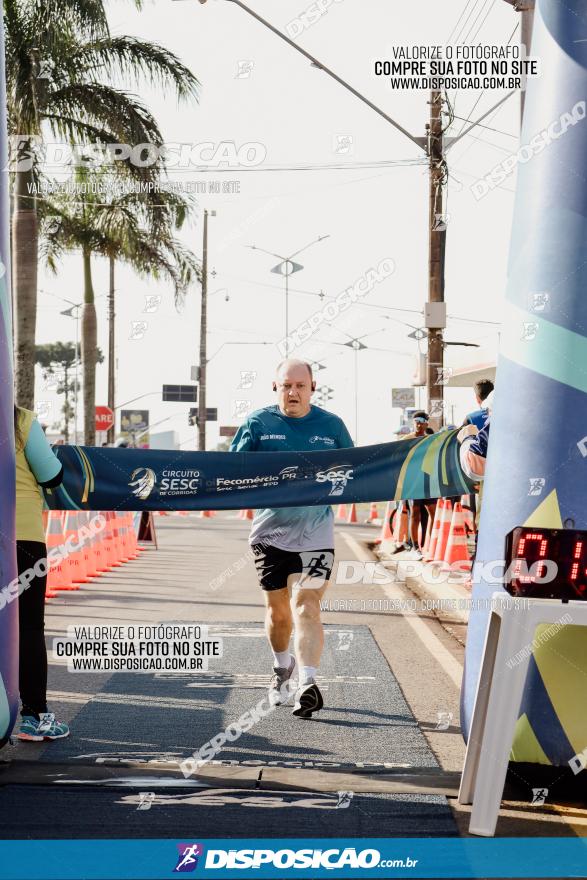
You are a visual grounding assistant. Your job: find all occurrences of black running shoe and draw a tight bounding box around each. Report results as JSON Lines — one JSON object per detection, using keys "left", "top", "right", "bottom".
{"left": 292, "top": 680, "right": 324, "bottom": 718}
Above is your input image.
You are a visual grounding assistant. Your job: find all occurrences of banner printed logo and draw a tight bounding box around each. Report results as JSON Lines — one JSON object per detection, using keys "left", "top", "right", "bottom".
{"left": 315, "top": 464, "right": 354, "bottom": 497}
{"left": 129, "top": 467, "right": 157, "bottom": 500}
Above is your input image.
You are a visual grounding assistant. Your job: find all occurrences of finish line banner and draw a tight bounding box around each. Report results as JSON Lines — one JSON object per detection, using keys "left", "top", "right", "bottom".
{"left": 43, "top": 430, "right": 474, "bottom": 512}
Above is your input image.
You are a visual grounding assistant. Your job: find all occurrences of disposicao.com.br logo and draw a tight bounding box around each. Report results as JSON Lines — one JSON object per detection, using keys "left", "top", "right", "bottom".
{"left": 197, "top": 845, "right": 416, "bottom": 870}
{"left": 174, "top": 843, "right": 204, "bottom": 872}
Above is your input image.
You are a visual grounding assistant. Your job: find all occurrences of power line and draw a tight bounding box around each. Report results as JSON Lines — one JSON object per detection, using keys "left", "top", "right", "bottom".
{"left": 454, "top": 0, "right": 485, "bottom": 44}
{"left": 447, "top": 0, "right": 476, "bottom": 45}
{"left": 462, "top": 0, "right": 496, "bottom": 43}
{"left": 452, "top": 115, "right": 517, "bottom": 138}
{"left": 455, "top": 21, "right": 520, "bottom": 138}
{"left": 470, "top": 0, "right": 498, "bottom": 41}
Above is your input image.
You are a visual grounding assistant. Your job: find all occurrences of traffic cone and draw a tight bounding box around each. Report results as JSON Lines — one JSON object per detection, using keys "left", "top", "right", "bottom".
{"left": 122, "top": 512, "right": 139, "bottom": 559}
{"left": 425, "top": 499, "right": 444, "bottom": 561}
{"left": 63, "top": 511, "right": 91, "bottom": 584}
{"left": 392, "top": 502, "right": 409, "bottom": 545}
{"left": 92, "top": 512, "right": 111, "bottom": 572}
{"left": 241, "top": 509, "right": 254, "bottom": 520}
{"left": 375, "top": 501, "right": 394, "bottom": 544}
{"left": 103, "top": 512, "right": 123, "bottom": 568}
{"left": 336, "top": 504, "right": 348, "bottom": 521}
{"left": 46, "top": 510, "right": 77, "bottom": 592}
{"left": 346, "top": 503, "right": 358, "bottom": 524}
{"left": 433, "top": 499, "right": 453, "bottom": 563}
{"left": 366, "top": 502, "right": 379, "bottom": 522}
{"left": 443, "top": 502, "right": 471, "bottom": 570}
{"left": 80, "top": 511, "right": 100, "bottom": 578}
{"left": 199, "top": 509, "right": 216, "bottom": 518}
{"left": 114, "top": 512, "right": 132, "bottom": 563}
{"left": 112, "top": 512, "right": 126, "bottom": 565}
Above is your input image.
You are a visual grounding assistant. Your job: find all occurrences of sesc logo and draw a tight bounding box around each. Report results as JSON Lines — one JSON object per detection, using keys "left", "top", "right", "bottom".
{"left": 315, "top": 464, "right": 354, "bottom": 497}
{"left": 174, "top": 843, "right": 204, "bottom": 873}
{"left": 128, "top": 467, "right": 156, "bottom": 500}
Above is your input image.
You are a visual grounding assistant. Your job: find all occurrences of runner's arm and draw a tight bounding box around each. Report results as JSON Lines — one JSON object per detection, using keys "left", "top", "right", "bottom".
{"left": 230, "top": 420, "right": 257, "bottom": 452}
{"left": 24, "top": 419, "right": 64, "bottom": 487}
{"left": 459, "top": 422, "right": 490, "bottom": 482}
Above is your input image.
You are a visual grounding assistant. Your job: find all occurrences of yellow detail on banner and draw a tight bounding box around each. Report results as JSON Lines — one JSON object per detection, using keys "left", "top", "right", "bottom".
{"left": 422, "top": 433, "right": 443, "bottom": 477}
{"left": 534, "top": 627, "right": 587, "bottom": 758}
{"left": 510, "top": 713, "right": 551, "bottom": 765}
{"left": 523, "top": 489, "right": 564, "bottom": 529}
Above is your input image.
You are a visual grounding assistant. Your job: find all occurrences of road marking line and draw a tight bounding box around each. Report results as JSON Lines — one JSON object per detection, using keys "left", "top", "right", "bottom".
{"left": 338, "top": 532, "right": 463, "bottom": 688}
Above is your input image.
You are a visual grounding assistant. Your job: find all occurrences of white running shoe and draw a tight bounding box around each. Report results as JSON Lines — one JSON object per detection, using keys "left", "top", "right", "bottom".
{"left": 269, "top": 655, "right": 297, "bottom": 705}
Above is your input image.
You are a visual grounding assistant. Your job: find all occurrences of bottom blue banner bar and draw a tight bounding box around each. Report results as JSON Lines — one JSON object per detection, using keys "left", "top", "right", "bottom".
{"left": 0, "top": 838, "right": 586, "bottom": 879}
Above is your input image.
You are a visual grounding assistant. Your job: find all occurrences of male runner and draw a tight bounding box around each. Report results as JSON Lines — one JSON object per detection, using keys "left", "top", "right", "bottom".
{"left": 230, "top": 358, "right": 353, "bottom": 718}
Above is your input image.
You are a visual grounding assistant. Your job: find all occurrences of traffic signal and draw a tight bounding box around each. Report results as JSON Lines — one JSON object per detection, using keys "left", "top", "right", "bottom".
{"left": 188, "top": 408, "right": 198, "bottom": 426}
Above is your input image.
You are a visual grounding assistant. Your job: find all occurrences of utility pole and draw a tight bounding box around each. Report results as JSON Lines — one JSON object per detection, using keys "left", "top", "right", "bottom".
{"left": 198, "top": 209, "right": 209, "bottom": 451}
{"left": 503, "top": 0, "right": 535, "bottom": 123}
{"left": 426, "top": 90, "right": 447, "bottom": 431}
{"left": 107, "top": 256, "right": 115, "bottom": 445}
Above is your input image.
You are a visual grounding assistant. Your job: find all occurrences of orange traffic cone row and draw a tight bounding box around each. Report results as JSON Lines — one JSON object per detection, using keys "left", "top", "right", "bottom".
{"left": 199, "top": 509, "right": 216, "bottom": 518}
{"left": 242, "top": 509, "right": 254, "bottom": 520}
{"left": 443, "top": 502, "right": 471, "bottom": 570}
{"left": 346, "top": 503, "right": 358, "bottom": 524}
{"left": 336, "top": 504, "right": 348, "bottom": 521}
{"left": 46, "top": 510, "right": 77, "bottom": 591}
{"left": 375, "top": 501, "right": 394, "bottom": 544}
{"left": 433, "top": 499, "right": 453, "bottom": 563}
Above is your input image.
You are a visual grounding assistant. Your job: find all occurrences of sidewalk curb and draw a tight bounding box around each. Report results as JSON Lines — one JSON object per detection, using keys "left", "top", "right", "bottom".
{"left": 370, "top": 540, "right": 471, "bottom": 625}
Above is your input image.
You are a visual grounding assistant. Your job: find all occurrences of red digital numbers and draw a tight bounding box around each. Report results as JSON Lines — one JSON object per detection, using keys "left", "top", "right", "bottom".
{"left": 569, "top": 540, "right": 585, "bottom": 591}
{"left": 513, "top": 531, "right": 548, "bottom": 583}
{"left": 507, "top": 527, "right": 587, "bottom": 598}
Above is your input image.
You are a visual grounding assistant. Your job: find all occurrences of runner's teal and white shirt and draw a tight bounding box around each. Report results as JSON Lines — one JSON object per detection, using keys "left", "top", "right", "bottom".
{"left": 230, "top": 405, "right": 354, "bottom": 552}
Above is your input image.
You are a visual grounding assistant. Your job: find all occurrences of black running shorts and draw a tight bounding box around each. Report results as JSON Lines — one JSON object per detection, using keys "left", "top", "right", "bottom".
{"left": 252, "top": 544, "right": 335, "bottom": 592}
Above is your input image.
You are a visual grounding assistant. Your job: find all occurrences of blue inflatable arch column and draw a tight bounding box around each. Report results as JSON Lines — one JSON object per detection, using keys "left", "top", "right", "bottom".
{"left": 0, "top": 16, "right": 19, "bottom": 747}
{"left": 462, "top": 0, "right": 587, "bottom": 765}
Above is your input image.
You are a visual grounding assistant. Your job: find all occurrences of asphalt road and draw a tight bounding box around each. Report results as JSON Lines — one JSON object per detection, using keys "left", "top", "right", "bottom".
{"left": 0, "top": 513, "right": 583, "bottom": 845}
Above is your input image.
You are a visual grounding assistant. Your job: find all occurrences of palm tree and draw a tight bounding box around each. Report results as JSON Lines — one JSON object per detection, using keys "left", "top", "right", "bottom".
{"left": 42, "top": 165, "right": 200, "bottom": 443}
{"left": 5, "top": 0, "right": 199, "bottom": 415}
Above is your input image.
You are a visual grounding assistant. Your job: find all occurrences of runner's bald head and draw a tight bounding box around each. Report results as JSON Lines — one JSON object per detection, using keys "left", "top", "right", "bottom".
{"left": 273, "top": 359, "right": 315, "bottom": 417}
{"left": 275, "top": 359, "right": 313, "bottom": 384}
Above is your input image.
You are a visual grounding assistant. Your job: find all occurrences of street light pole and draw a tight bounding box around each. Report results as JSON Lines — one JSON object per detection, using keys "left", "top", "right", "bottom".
{"left": 427, "top": 90, "right": 446, "bottom": 431}
{"left": 107, "top": 256, "right": 115, "bottom": 445}
{"left": 248, "top": 235, "right": 329, "bottom": 345}
{"left": 60, "top": 303, "right": 82, "bottom": 443}
{"left": 198, "top": 209, "right": 211, "bottom": 451}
